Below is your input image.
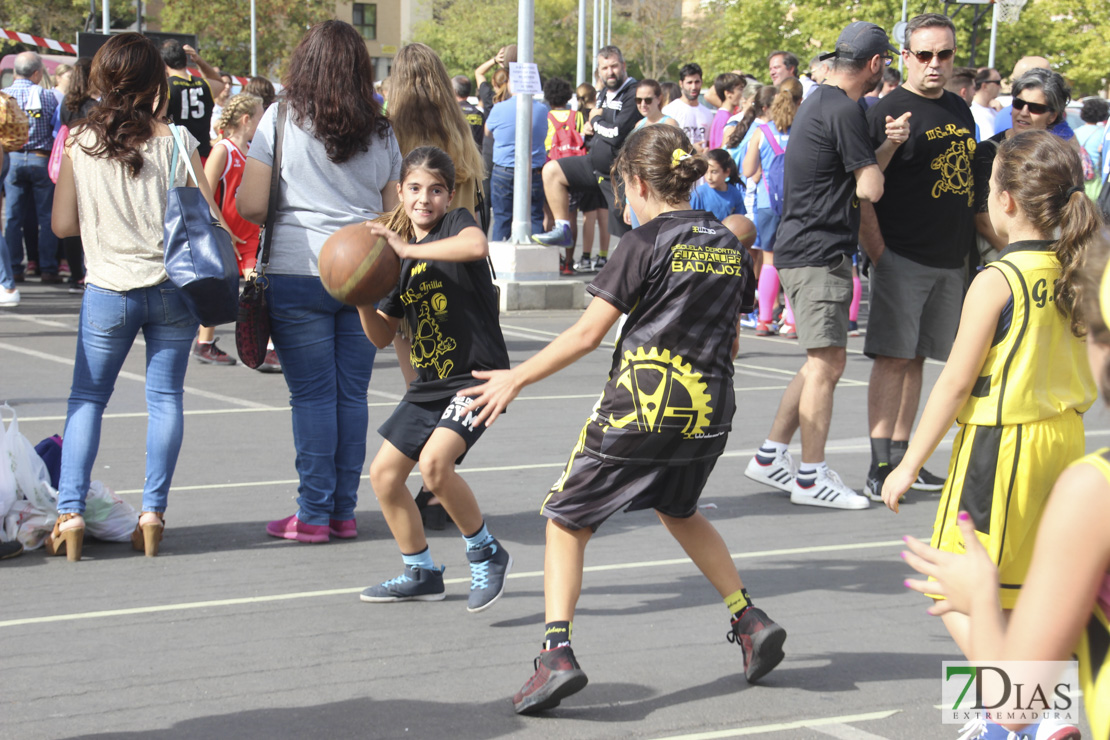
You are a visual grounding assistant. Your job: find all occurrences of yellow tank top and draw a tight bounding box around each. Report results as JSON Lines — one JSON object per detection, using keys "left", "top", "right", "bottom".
{"left": 958, "top": 243, "right": 1096, "bottom": 427}
{"left": 1074, "top": 448, "right": 1110, "bottom": 740}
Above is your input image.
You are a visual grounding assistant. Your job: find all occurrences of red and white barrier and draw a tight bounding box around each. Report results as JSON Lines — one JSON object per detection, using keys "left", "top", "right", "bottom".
{"left": 0, "top": 29, "right": 76, "bottom": 55}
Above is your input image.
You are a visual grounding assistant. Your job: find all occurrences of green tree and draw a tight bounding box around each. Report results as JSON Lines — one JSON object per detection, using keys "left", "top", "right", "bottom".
{"left": 612, "top": 0, "right": 687, "bottom": 80}
{"left": 413, "top": 0, "right": 580, "bottom": 83}
{"left": 160, "top": 0, "right": 333, "bottom": 78}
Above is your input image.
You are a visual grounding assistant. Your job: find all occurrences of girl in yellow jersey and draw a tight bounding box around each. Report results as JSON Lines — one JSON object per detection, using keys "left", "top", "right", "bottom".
{"left": 882, "top": 130, "right": 1099, "bottom": 644}
{"left": 900, "top": 236, "right": 1110, "bottom": 740}
{"left": 886, "top": 130, "right": 1108, "bottom": 738}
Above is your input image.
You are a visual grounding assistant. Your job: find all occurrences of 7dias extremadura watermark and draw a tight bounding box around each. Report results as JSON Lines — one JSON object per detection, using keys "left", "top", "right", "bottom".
{"left": 942, "top": 661, "right": 1080, "bottom": 725}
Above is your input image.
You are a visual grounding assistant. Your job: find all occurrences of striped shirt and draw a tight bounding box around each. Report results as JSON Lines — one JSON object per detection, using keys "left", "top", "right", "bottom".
{"left": 1, "top": 78, "right": 58, "bottom": 151}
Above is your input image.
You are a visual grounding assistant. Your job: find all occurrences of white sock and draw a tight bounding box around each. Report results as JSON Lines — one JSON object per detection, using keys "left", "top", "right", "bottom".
{"left": 555, "top": 219, "right": 570, "bottom": 229}
{"left": 798, "top": 461, "right": 823, "bottom": 478}
{"left": 760, "top": 439, "right": 788, "bottom": 454}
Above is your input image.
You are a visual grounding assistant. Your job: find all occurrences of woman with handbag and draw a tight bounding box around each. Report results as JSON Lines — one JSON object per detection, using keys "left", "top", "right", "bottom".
{"left": 238, "top": 20, "right": 401, "bottom": 543}
{"left": 48, "top": 33, "right": 226, "bottom": 560}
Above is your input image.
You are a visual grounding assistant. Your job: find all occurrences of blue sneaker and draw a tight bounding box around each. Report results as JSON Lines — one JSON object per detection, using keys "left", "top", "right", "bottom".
{"left": 360, "top": 565, "right": 446, "bottom": 603}
{"left": 739, "top": 311, "right": 758, "bottom": 330}
{"left": 466, "top": 538, "right": 513, "bottom": 613}
{"left": 531, "top": 224, "right": 573, "bottom": 248}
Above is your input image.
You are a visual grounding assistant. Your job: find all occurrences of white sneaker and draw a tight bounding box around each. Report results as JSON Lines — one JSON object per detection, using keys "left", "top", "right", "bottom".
{"left": 574, "top": 257, "right": 595, "bottom": 272}
{"left": 744, "top": 449, "right": 796, "bottom": 493}
{"left": 789, "top": 466, "right": 870, "bottom": 510}
{"left": 0, "top": 288, "right": 20, "bottom": 307}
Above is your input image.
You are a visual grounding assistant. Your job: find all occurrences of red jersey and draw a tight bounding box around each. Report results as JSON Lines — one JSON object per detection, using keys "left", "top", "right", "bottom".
{"left": 214, "top": 138, "right": 260, "bottom": 261}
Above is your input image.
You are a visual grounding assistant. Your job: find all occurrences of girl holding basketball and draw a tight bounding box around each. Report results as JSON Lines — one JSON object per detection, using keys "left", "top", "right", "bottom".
{"left": 459, "top": 125, "right": 784, "bottom": 714}
{"left": 881, "top": 130, "right": 1099, "bottom": 664}
{"left": 356, "top": 146, "right": 513, "bottom": 613}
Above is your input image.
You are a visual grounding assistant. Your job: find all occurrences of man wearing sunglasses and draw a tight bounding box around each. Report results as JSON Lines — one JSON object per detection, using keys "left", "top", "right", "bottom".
{"left": 859, "top": 13, "right": 977, "bottom": 501}
{"left": 970, "top": 68, "right": 1002, "bottom": 140}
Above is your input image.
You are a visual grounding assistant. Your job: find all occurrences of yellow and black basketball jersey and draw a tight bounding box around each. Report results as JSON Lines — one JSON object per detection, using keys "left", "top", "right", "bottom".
{"left": 959, "top": 241, "right": 1096, "bottom": 427}
{"left": 1075, "top": 448, "right": 1110, "bottom": 740}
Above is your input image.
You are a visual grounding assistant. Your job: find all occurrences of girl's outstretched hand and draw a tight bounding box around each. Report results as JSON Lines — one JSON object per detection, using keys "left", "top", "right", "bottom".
{"left": 901, "top": 512, "right": 998, "bottom": 617}
{"left": 881, "top": 462, "right": 917, "bottom": 513}
{"left": 458, "top": 369, "right": 521, "bottom": 428}
{"left": 363, "top": 222, "right": 408, "bottom": 260}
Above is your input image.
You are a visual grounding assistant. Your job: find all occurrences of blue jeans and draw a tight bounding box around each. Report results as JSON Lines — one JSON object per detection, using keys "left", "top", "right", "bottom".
{"left": 5, "top": 151, "right": 58, "bottom": 276}
{"left": 0, "top": 152, "right": 12, "bottom": 290}
{"left": 490, "top": 164, "right": 544, "bottom": 241}
{"left": 266, "top": 274, "right": 376, "bottom": 524}
{"left": 57, "top": 282, "right": 199, "bottom": 515}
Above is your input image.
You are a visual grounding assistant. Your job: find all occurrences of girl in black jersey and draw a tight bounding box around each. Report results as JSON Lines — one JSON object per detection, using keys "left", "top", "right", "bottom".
{"left": 356, "top": 147, "right": 512, "bottom": 614}
{"left": 461, "top": 125, "right": 786, "bottom": 714}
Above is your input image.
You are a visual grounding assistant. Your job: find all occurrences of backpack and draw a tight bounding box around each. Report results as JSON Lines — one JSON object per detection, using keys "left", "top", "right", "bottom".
{"left": 0, "top": 91, "right": 29, "bottom": 153}
{"left": 547, "top": 111, "right": 586, "bottom": 160}
{"left": 1079, "top": 127, "right": 1099, "bottom": 182}
{"left": 758, "top": 123, "right": 786, "bottom": 216}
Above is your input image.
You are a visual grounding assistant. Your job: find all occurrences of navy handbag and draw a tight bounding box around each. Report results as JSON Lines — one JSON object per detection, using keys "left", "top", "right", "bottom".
{"left": 163, "top": 125, "right": 239, "bottom": 326}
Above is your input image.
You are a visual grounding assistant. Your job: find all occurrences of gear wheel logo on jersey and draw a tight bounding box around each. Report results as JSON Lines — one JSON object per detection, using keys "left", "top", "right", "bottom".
{"left": 608, "top": 347, "right": 713, "bottom": 437}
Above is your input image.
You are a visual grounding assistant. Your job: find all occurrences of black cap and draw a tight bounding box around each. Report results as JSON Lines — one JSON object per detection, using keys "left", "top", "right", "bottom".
{"left": 819, "top": 22, "right": 897, "bottom": 62}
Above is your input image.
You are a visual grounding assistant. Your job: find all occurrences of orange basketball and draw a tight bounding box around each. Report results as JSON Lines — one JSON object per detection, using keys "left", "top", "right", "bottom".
{"left": 318, "top": 223, "right": 401, "bottom": 306}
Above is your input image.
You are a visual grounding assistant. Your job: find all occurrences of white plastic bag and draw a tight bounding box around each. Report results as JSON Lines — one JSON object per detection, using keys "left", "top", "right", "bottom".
{"left": 1, "top": 404, "right": 57, "bottom": 513}
{"left": 3, "top": 498, "right": 54, "bottom": 549}
{"left": 0, "top": 406, "right": 16, "bottom": 520}
{"left": 84, "top": 481, "right": 138, "bottom": 542}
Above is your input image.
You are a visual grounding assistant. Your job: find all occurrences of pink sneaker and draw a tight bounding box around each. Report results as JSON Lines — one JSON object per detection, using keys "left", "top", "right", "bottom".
{"left": 329, "top": 518, "right": 358, "bottom": 539}
{"left": 266, "top": 514, "right": 329, "bottom": 543}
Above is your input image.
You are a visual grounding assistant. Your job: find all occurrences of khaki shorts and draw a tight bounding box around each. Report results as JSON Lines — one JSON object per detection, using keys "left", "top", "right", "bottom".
{"left": 778, "top": 254, "right": 854, "bottom": 349}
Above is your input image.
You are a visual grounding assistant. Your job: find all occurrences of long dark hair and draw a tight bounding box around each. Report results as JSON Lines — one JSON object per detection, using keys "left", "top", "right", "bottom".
{"left": 282, "top": 20, "right": 390, "bottom": 164}
{"left": 64, "top": 57, "right": 94, "bottom": 115}
{"left": 77, "top": 34, "right": 167, "bottom": 177}
{"left": 725, "top": 85, "right": 775, "bottom": 149}
{"left": 994, "top": 130, "right": 1103, "bottom": 336}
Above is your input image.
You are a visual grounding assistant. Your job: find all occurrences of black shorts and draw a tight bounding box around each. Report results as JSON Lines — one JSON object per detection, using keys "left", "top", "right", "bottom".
{"left": 541, "top": 445, "right": 720, "bottom": 531}
{"left": 555, "top": 157, "right": 629, "bottom": 238}
{"left": 570, "top": 187, "right": 604, "bottom": 214}
{"left": 377, "top": 395, "right": 489, "bottom": 463}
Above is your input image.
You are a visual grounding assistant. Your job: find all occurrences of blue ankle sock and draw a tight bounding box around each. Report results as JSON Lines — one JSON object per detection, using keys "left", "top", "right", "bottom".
{"left": 463, "top": 522, "right": 495, "bottom": 551}
{"left": 402, "top": 546, "right": 436, "bottom": 571}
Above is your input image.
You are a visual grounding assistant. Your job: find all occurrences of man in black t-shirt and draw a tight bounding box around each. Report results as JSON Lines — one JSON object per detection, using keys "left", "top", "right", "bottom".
{"left": 858, "top": 13, "right": 977, "bottom": 500}
{"left": 532, "top": 45, "right": 642, "bottom": 247}
{"left": 162, "top": 40, "right": 225, "bottom": 160}
{"left": 453, "top": 75, "right": 485, "bottom": 150}
{"left": 745, "top": 21, "right": 905, "bottom": 512}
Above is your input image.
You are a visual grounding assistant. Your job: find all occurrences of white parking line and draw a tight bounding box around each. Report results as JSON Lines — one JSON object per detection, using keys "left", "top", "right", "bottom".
{"left": 650, "top": 709, "right": 899, "bottom": 739}
{"left": 0, "top": 539, "right": 901, "bottom": 628}
{"left": 0, "top": 341, "right": 272, "bottom": 409}
{"left": 813, "top": 722, "right": 893, "bottom": 740}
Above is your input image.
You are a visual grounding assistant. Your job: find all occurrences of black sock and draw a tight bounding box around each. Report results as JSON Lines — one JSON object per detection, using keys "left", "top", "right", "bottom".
{"left": 543, "top": 621, "right": 571, "bottom": 650}
{"left": 891, "top": 440, "right": 908, "bottom": 467}
{"left": 870, "top": 437, "right": 891, "bottom": 469}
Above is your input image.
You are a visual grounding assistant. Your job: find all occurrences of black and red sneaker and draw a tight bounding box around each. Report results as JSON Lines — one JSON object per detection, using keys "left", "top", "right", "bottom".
{"left": 512, "top": 645, "right": 589, "bottom": 714}
{"left": 727, "top": 607, "right": 786, "bottom": 682}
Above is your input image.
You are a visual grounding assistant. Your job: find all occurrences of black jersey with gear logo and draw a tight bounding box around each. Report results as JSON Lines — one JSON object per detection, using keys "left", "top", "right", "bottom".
{"left": 584, "top": 210, "right": 755, "bottom": 464}
{"left": 379, "top": 208, "right": 509, "bottom": 402}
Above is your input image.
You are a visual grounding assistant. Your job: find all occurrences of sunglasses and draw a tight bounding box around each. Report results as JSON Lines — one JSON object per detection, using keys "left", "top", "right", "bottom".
{"left": 1012, "top": 97, "right": 1053, "bottom": 115}
{"left": 880, "top": 55, "right": 894, "bottom": 67}
{"left": 635, "top": 96, "right": 654, "bottom": 104}
{"left": 985, "top": 78, "right": 1002, "bottom": 84}
{"left": 906, "top": 48, "right": 956, "bottom": 64}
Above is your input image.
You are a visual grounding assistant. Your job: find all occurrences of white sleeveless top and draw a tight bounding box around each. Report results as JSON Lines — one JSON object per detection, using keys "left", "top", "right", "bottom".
{"left": 69, "top": 126, "right": 198, "bottom": 292}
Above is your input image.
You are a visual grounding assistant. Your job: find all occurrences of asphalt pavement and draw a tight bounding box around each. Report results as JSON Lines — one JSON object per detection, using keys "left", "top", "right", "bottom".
{"left": 2, "top": 277, "right": 1102, "bottom": 739}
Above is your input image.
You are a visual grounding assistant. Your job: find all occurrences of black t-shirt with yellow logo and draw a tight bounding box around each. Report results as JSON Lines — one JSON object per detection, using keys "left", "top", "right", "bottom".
{"left": 584, "top": 210, "right": 755, "bottom": 464}
{"left": 867, "top": 87, "right": 976, "bottom": 269}
{"left": 379, "top": 208, "right": 509, "bottom": 402}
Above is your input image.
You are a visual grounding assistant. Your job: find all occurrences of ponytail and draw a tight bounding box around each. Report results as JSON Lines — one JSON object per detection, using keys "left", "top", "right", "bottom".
{"left": 212, "top": 93, "right": 263, "bottom": 143}
{"left": 994, "top": 130, "right": 1103, "bottom": 336}
{"left": 770, "top": 78, "right": 803, "bottom": 132}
